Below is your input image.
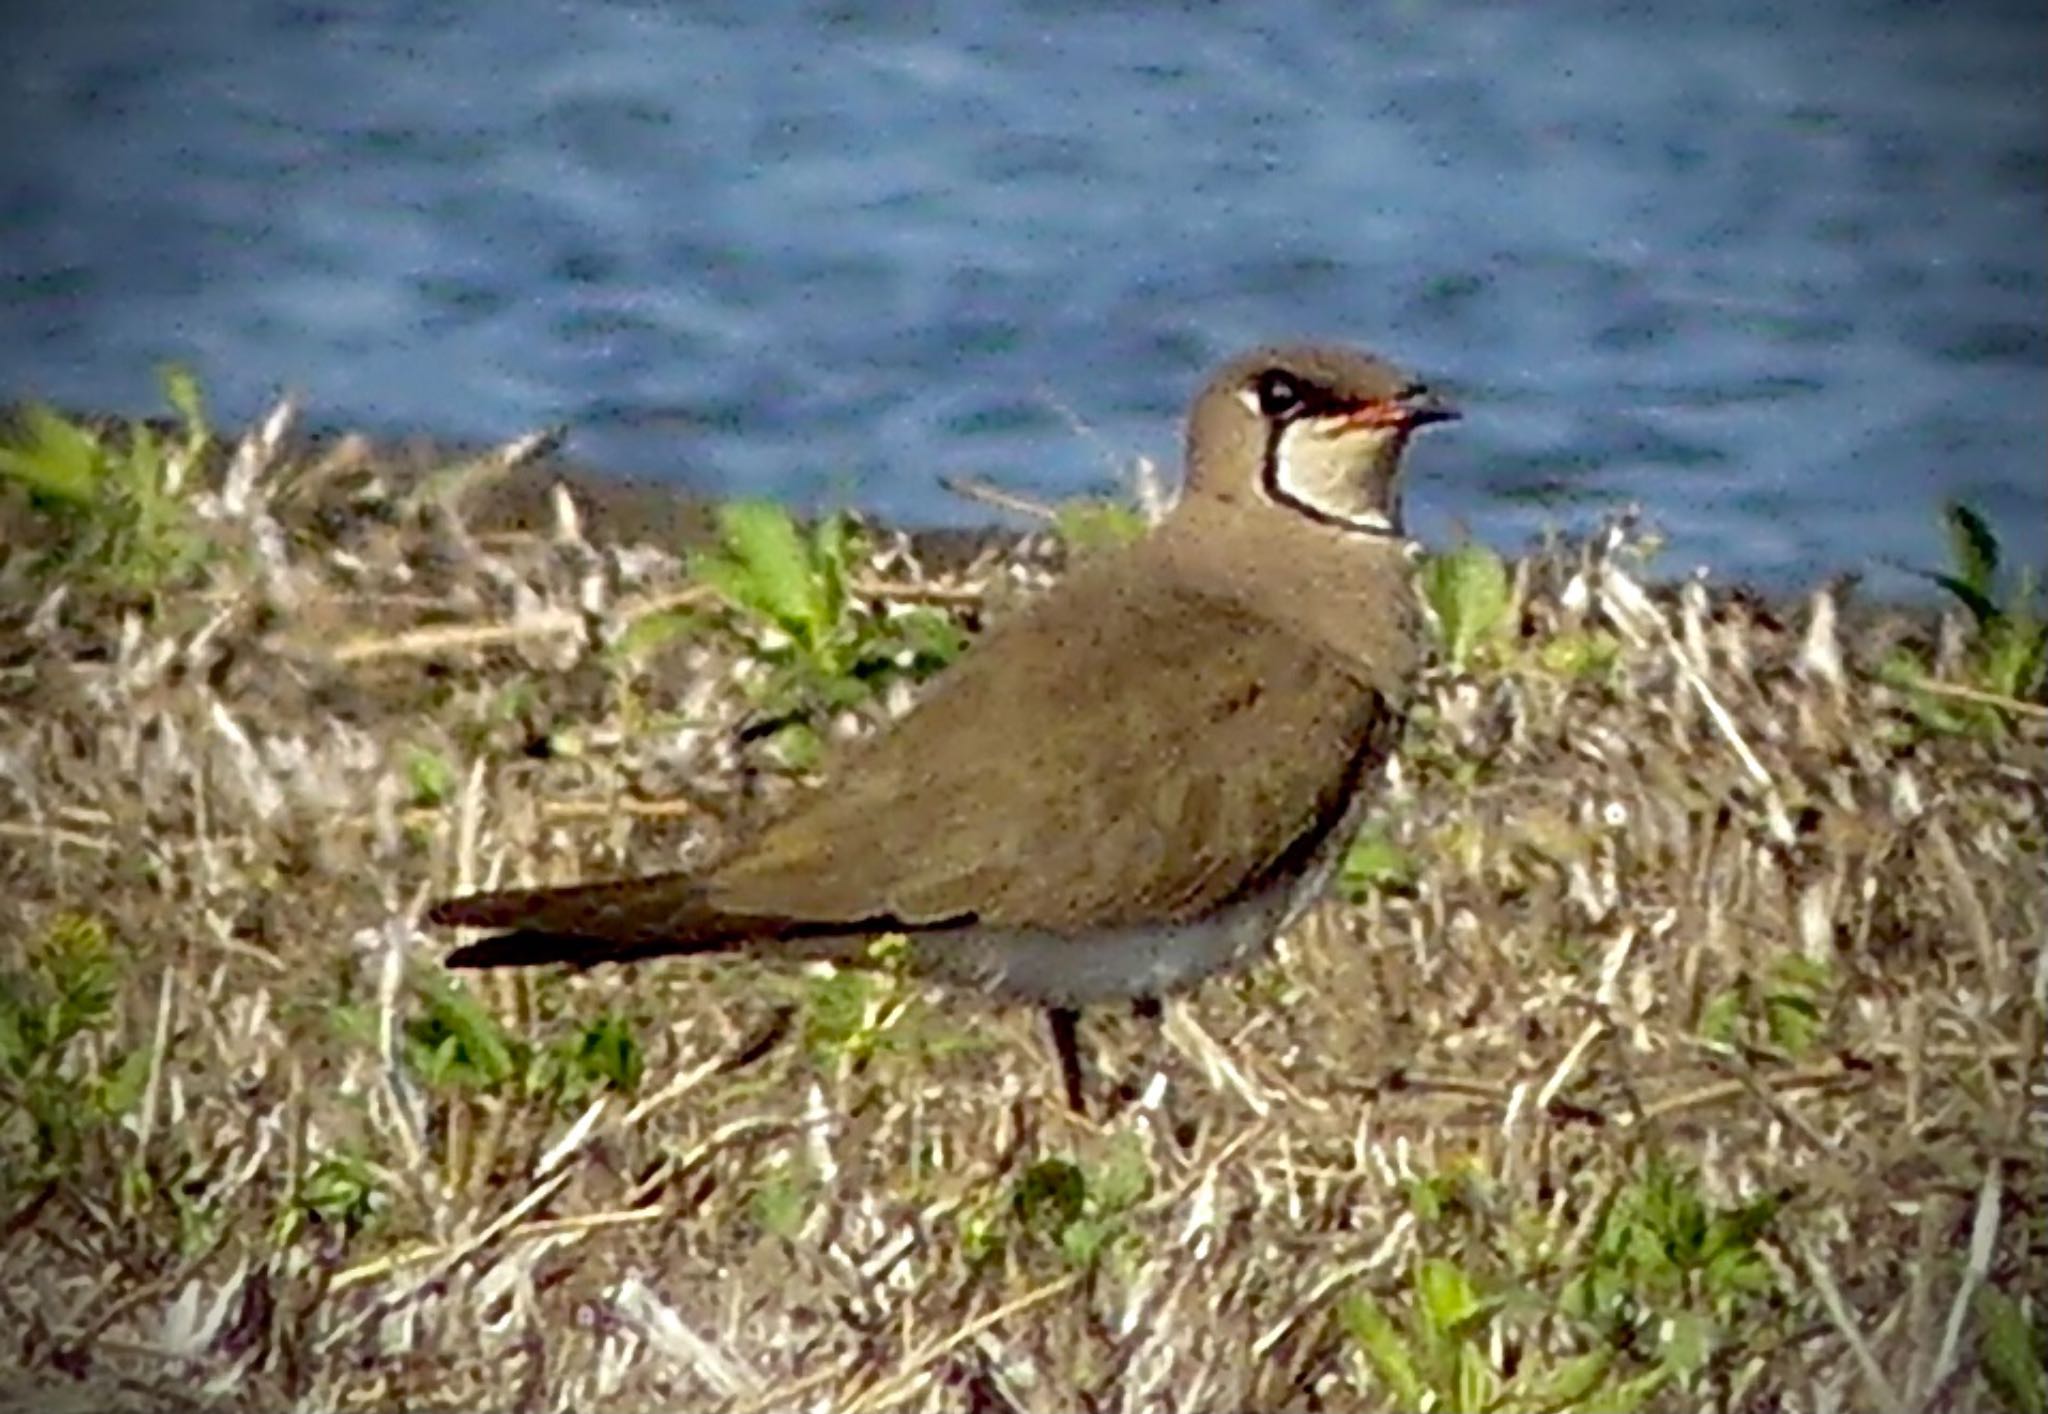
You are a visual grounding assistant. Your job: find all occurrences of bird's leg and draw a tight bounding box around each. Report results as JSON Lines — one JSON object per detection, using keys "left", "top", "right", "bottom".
{"left": 1046, "top": 1006, "right": 1087, "bottom": 1113}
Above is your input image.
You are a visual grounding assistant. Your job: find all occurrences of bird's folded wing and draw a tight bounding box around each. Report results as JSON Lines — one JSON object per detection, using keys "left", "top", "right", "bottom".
{"left": 703, "top": 562, "right": 1402, "bottom": 935}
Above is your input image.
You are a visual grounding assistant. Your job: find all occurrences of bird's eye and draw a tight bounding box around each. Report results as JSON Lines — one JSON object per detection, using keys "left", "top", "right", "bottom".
{"left": 1254, "top": 370, "right": 1305, "bottom": 418}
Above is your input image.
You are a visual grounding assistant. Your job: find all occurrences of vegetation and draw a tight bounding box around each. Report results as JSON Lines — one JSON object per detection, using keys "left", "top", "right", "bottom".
{"left": 691, "top": 500, "right": 965, "bottom": 766}
{"left": 0, "top": 382, "right": 2039, "bottom": 1410}
{"left": 1421, "top": 537, "right": 1517, "bottom": 671}
{"left": 1051, "top": 495, "right": 1149, "bottom": 556}
{"left": 0, "top": 914, "right": 148, "bottom": 1188}
{"left": 0, "top": 368, "right": 217, "bottom": 594}
{"left": 1881, "top": 500, "right": 2048, "bottom": 734}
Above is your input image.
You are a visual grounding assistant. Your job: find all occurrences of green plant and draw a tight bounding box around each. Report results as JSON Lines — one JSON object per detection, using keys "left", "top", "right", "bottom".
{"left": 1537, "top": 627, "right": 1623, "bottom": 682}
{"left": 530, "top": 1013, "right": 646, "bottom": 1104}
{"left": 304, "top": 1151, "right": 385, "bottom": 1227}
{"left": 691, "top": 502, "right": 964, "bottom": 759}
{"left": 1006, "top": 1134, "right": 1150, "bottom": 1269}
{"left": 1978, "top": 1285, "right": 2047, "bottom": 1414}
{"left": 1343, "top": 1257, "right": 1669, "bottom": 1413}
{"left": 275, "top": 1147, "right": 388, "bottom": 1245}
{"left": 1403, "top": 1163, "right": 1493, "bottom": 1226}
{"left": 1422, "top": 540, "right": 1515, "bottom": 671}
{"left": 1562, "top": 1158, "right": 1781, "bottom": 1384}
{"left": 1053, "top": 497, "right": 1148, "bottom": 557}
{"left": 799, "top": 933, "right": 921, "bottom": 1067}
{"left": 405, "top": 972, "right": 525, "bottom": 1093}
{"left": 0, "top": 913, "right": 148, "bottom": 1182}
{"left": 1376, "top": 1156, "right": 1782, "bottom": 1403}
{"left": 0, "top": 366, "right": 216, "bottom": 592}
{"left": 336, "top": 972, "right": 644, "bottom": 1106}
{"left": 748, "top": 1158, "right": 817, "bottom": 1242}
{"left": 1698, "top": 954, "right": 1834, "bottom": 1059}
{"left": 401, "top": 744, "right": 458, "bottom": 808}
{"left": 1338, "top": 827, "right": 1418, "bottom": 901}
{"left": 1885, "top": 502, "right": 2046, "bottom": 732}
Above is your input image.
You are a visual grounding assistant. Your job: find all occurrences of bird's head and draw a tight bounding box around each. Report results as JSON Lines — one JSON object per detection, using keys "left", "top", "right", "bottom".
{"left": 1183, "top": 343, "right": 1459, "bottom": 535}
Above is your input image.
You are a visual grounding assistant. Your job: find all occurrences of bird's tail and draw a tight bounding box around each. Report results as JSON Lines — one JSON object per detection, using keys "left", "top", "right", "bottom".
{"left": 427, "top": 872, "right": 816, "bottom": 970}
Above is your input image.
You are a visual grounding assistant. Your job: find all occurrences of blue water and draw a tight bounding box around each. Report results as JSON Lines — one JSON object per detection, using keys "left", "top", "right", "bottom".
{"left": 3, "top": 0, "right": 2043, "bottom": 592}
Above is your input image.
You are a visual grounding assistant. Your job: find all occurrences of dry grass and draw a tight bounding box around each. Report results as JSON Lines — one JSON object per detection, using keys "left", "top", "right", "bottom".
{"left": 1, "top": 405, "right": 2041, "bottom": 1412}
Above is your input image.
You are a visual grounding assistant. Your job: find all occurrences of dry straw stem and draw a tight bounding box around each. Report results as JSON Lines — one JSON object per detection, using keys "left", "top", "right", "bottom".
{"left": 1906, "top": 676, "right": 2048, "bottom": 720}
{"left": 323, "top": 579, "right": 975, "bottom": 664}
{"left": 938, "top": 472, "right": 1062, "bottom": 521}
{"left": 1, "top": 420, "right": 2042, "bottom": 1410}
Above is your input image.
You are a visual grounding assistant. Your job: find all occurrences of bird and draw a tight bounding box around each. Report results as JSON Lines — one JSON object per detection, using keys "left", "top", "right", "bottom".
{"left": 425, "top": 343, "right": 1458, "bottom": 1111}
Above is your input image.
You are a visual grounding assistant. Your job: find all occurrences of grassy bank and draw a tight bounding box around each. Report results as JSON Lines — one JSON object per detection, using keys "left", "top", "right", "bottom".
{"left": 2, "top": 386, "right": 2043, "bottom": 1411}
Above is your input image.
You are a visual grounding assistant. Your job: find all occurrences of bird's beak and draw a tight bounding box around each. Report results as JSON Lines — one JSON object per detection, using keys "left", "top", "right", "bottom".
{"left": 1336, "top": 386, "right": 1461, "bottom": 432}
{"left": 1392, "top": 386, "right": 1460, "bottom": 428}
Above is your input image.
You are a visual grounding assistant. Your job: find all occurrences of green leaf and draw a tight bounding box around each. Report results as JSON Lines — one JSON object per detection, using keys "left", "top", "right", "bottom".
{"left": 159, "top": 362, "right": 209, "bottom": 446}
{"left": 1406, "top": 1172, "right": 1454, "bottom": 1224}
{"left": 750, "top": 1167, "right": 810, "bottom": 1241}
{"left": 120, "top": 1156, "right": 156, "bottom": 1216}
{"left": 41, "top": 913, "right": 118, "bottom": 1039}
{"left": 1012, "top": 1158, "right": 1088, "bottom": 1233}
{"left": 1978, "top": 1285, "right": 2047, "bottom": 1414}
{"left": 1764, "top": 955, "right": 1832, "bottom": 1058}
{"left": 1340, "top": 1293, "right": 1429, "bottom": 1408}
{"left": 802, "top": 968, "right": 877, "bottom": 1062}
{"left": 407, "top": 974, "right": 521, "bottom": 1090}
{"left": 1764, "top": 991, "right": 1823, "bottom": 1056}
{"left": 1697, "top": 989, "right": 1743, "bottom": 1045}
{"left": 1058, "top": 1215, "right": 1111, "bottom": 1267}
{"left": 1416, "top": 1257, "right": 1489, "bottom": 1337}
{"left": 1657, "top": 1309, "right": 1715, "bottom": 1381}
{"left": 1538, "top": 628, "right": 1622, "bottom": 681}
{"left": 1980, "top": 597, "right": 2048, "bottom": 700}
{"left": 1424, "top": 542, "right": 1512, "bottom": 669}
{"left": 706, "top": 501, "right": 826, "bottom": 641}
{"left": 1451, "top": 1340, "right": 1497, "bottom": 1413}
{"left": 0, "top": 999, "right": 25, "bottom": 1077}
{"left": 93, "top": 1047, "right": 152, "bottom": 1118}
{"left": 1944, "top": 500, "right": 2000, "bottom": 602}
{"left": 402, "top": 745, "right": 457, "bottom": 808}
{"left": 810, "top": 511, "right": 857, "bottom": 623}
{"left": 1091, "top": 1134, "right": 1151, "bottom": 1212}
{"left": 0, "top": 404, "right": 106, "bottom": 506}
{"left": 767, "top": 720, "right": 824, "bottom": 772}
{"left": 302, "top": 1150, "right": 382, "bottom": 1227}
{"left": 1515, "top": 1348, "right": 1614, "bottom": 1411}
{"left": 1340, "top": 829, "right": 1417, "bottom": 901}
{"left": 121, "top": 419, "right": 160, "bottom": 501}
{"left": 887, "top": 607, "right": 968, "bottom": 673}
{"left": 551, "top": 1014, "right": 644, "bottom": 1096}
{"left": 1055, "top": 499, "right": 1148, "bottom": 556}
{"left": 326, "top": 1002, "right": 378, "bottom": 1050}
{"left": 1927, "top": 572, "right": 2001, "bottom": 629}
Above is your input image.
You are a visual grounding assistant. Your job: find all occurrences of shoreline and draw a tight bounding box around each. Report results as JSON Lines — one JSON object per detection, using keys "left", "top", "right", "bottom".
{"left": 2, "top": 401, "right": 1990, "bottom": 617}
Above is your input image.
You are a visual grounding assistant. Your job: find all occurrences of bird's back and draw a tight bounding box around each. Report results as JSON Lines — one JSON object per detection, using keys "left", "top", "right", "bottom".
{"left": 702, "top": 537, "right": 1405, "bottom": 933}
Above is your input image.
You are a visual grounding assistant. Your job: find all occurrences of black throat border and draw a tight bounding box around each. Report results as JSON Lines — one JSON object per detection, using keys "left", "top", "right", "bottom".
{"left": 1257, "top": 423, "right": 1406, "bottom": 539}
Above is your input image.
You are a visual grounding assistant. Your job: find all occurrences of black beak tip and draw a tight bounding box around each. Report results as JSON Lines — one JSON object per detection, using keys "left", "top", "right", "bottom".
{"left": 1403, "top": 393, "right": 1460, "bottom": 427}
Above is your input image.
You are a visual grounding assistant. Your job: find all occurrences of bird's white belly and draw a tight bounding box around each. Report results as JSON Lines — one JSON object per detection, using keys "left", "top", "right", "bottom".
{"left": 912, "top": 862, "right": 1333, "bottom": 1006}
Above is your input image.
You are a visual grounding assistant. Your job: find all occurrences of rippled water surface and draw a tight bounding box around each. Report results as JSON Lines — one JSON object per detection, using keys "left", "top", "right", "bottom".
{"left": 3, "top": 1, "right": 2042, "bottom": 589}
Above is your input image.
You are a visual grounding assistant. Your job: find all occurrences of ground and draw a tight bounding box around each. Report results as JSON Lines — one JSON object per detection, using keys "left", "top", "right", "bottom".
{"left": 1, "top": 408, "right": 2042, "bottom": 1411}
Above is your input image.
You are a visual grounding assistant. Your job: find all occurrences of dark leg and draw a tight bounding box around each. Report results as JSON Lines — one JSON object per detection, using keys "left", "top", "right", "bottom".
{"left": 1046, "top": 1006, "right": 1087, "bottom": 1113}
{"left": 1131, "top": 995, "right": 1163, "bottom": 1022}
